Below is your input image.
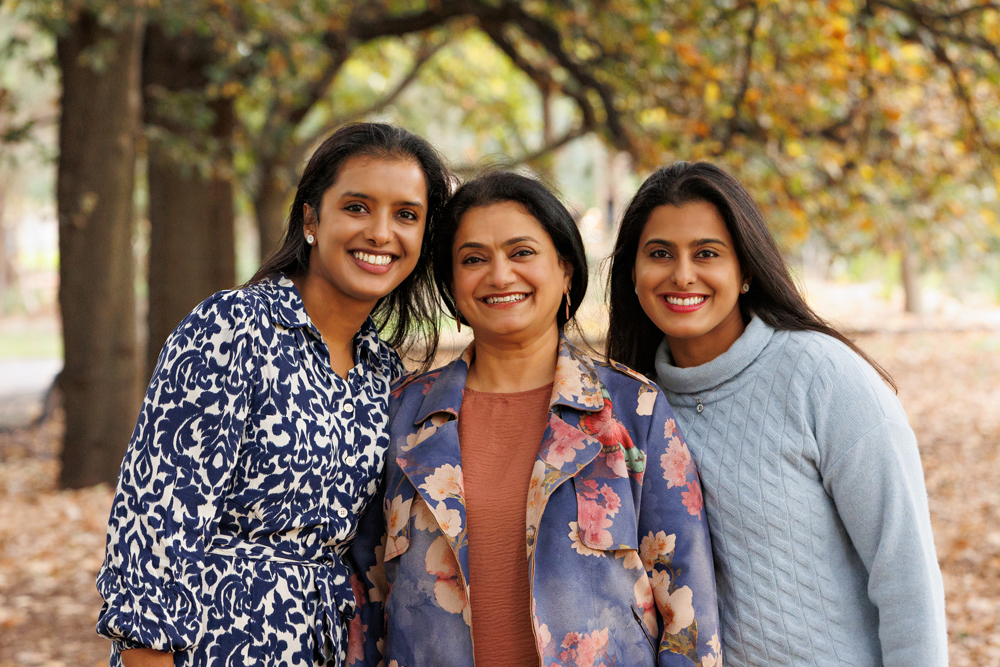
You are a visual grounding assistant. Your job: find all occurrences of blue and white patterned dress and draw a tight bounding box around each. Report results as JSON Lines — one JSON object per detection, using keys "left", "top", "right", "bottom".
{"left": 96, "top": 275, "right": 403, "bottom": 667}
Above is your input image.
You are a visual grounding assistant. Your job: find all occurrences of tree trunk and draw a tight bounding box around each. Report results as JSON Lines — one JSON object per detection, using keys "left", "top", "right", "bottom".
{"left": 254, "top": 159, "right": 293, "bottom": 262}
{"left": 143, "top": 25, "right": 235, "bottom": 379}
{"left": 900, "top": 240, "right": 923, "bottom": 315}
{"left": 56, "top": 11, "right": 144, "bottom": 489}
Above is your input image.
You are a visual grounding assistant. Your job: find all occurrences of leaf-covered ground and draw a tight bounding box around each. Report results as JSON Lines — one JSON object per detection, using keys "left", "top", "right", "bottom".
{"left": 1, "top": 329, "right": 998, "bottom": 666}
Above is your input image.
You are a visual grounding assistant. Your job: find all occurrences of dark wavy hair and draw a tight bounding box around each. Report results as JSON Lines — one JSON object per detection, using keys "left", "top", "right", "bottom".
{"left": 249, "top": 122, "right": 453, "bottom": 366}
{"left": 432, "top": 171, "right": 588, "bottom": 331}
{"left": 606, "top": 161, "right": 895, "bottom": 389}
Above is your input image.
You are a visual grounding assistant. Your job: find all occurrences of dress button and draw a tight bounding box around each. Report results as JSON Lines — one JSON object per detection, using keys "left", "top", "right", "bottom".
{"left": 345, "top": 455, "right": 357, "bottom": 466}
{"left": 337, "top": 507, "right": 348, "bottom": 518}
{"left": 343, "top": 403, "right": 354, "bottom": 413}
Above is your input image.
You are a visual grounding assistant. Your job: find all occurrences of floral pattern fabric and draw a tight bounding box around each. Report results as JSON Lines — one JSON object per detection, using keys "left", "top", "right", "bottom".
{"left": 96, "top": 275, "right": 402, "bottom": 667}
{"left": 348, "top": 338, "right": 721, "bottom": 667}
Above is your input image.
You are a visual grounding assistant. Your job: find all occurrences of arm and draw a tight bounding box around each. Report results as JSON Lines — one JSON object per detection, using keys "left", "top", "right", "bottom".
{"left": 815, "top": 357, "right": 947, "bottom": 667}
{"left": 96, "top": 291, "right": 254, "bottom": 654}
{"left": 637, "top": 390, "right": 722, "bottom": 667}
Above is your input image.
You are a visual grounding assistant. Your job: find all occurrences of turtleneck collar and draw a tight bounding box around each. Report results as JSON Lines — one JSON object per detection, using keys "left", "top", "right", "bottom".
{"left": 654, "top": 315, "right": 775, "bottom": 395}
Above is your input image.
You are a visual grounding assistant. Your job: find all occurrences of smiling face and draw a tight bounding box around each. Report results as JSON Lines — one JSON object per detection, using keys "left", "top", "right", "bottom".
{"left": 452, "top": 201, "right": 572, "bottom": 346}
{"left": 303, "top": 155, "right": 427, "bottom": 307}
{"left": 634, "top": 200, "right": 748, "bottom": 366}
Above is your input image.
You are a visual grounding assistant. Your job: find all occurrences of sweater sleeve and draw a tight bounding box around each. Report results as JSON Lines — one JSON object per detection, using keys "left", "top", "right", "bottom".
{"left": 813, "top": 348, "right": 948, "bottom": 667}
{"left": 96, "top": 290, "right": 255, "bottom": 653}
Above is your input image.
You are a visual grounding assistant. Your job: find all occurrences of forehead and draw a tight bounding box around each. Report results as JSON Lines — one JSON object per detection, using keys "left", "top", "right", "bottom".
{"left": 326, "top": 155, "right": 427, "bottom": 201}
{"left": 641, "top": 201, "right": 731, "bottom": 243}
{"left": 454, "top": 201, "right": 553, "bottom": 245}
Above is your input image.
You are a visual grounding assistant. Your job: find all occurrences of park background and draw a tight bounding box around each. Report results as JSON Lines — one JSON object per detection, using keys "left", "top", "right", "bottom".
{"left": 1, "top": 0, "right": 999, "bottom": 664}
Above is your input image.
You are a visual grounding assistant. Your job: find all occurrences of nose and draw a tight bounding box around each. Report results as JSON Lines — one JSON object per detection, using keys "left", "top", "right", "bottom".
{"left": 486, "top": 256, "right": 515, "bottom": 287}
{"left": 671, "top": 256, "right": 696, "bottom": 287}
{"left": 364, "top": 210, "right": 392, "bottom": 246}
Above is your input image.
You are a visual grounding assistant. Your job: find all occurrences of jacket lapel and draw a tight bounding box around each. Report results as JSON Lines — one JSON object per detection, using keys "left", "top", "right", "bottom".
{"left": 525, "top": 338, "right": 607, "bottom": 553}
{"left": 395, "top": 348, "right": 472, "bottom": 589}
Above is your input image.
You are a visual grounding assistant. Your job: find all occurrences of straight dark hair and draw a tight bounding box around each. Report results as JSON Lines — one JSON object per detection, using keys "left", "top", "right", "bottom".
{"left": 432, "top": 171, "right": 588, "bottom": 330}
{"left": 248, "top": 122, "right": 454, "bottom": 367}
{"left": 606, "top": 161, "right": 895, "bottom": 389}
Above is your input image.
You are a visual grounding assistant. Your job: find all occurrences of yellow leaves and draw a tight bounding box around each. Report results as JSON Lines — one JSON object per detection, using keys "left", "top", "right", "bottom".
{"left": 639, "top": 107, "right": 668, "bottom": 127}
{"left": 704, "top": 81, "right": 720, "bottom": 106}
{"left": 993, "top": 166, "right": 1000, "bottom": 189}
{"left": 898, "top": 44, "right": 924, "bottom": 62}
{"left": 983, "top": 209, "right": 999, "bottom": 232}
{"left": 655, "top": 30, "right": 672, "bottom": 46}
{"left": 786, "top": 141, "right": 805, "bottom": 158}
{"left": 859, "top": 163, "right": 875, "bottom": 180}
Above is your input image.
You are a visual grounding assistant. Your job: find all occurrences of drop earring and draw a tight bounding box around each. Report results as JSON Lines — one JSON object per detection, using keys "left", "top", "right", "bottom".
{"left": 742, "top": 282, "right": 750, "bottom": 293}
{"left": 306, "top": 234, "right": 315, "bottom": 245}
{"left": 564, "top": 291, "right": 571, "bottom": 320}
{"left": 456, "top": 311, "right": 462, "bottom": 333}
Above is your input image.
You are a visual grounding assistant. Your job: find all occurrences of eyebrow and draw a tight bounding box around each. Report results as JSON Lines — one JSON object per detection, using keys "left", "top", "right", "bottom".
{"left": 642, "top": 237, "right": 728, "bottom": 249}
{"left": 457, "top": 236, "right": 539, "bottom": 252}
{"left": 340, "top": 191, "right": 425, "bottom": 209}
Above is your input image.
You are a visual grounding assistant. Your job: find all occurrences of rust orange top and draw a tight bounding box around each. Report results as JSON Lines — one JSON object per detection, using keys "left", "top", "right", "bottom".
{"left": 458, "top": 383, "right": 553, "bottom": 667}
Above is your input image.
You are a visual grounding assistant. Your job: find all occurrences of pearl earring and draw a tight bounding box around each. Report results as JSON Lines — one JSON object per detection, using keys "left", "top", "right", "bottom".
{"left": 742, "top": 283, "right": 750, "bottom": 293}
{"left": 306, "top": 234, "right": 315, "bottom": 245}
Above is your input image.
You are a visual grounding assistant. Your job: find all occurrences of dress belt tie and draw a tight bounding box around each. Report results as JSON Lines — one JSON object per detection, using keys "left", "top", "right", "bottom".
{"left": 207, "top": 540, "right": 357, "bottom": 665}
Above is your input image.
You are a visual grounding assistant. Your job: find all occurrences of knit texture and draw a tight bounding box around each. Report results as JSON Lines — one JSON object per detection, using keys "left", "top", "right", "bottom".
{"left": 654, "top": 317, "right": 948, "bottom": 667}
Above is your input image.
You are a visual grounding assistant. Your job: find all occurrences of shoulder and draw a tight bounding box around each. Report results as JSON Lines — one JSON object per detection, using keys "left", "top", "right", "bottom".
{"left": 591, "top": 355, "right": 665, "bottom": 421}
{"left": 781, "top": 329, "right": 907, "bottom": 430}
{"left": 390, "top": 366, "right": 445, "bottom": 401}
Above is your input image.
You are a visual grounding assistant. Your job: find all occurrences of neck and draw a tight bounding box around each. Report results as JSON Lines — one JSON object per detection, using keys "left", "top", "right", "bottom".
{"left": 667, "top": 308, "right": 747, "bottom": 368}
{"left": 465, "top": 324, "right": 561, "bottom": 393}
{"left": 292, "top": 272, "right": 376, "bottom": 374}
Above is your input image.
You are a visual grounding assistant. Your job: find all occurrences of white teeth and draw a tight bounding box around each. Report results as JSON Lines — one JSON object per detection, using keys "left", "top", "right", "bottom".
{"left": 665, "top": 295, "right": 707, "bottom": 306}
{"left": 353, "top": 251, "right": 393, "bottom": 266}
{"left": 485, "top": 293, "right": 528, "bottom": 304}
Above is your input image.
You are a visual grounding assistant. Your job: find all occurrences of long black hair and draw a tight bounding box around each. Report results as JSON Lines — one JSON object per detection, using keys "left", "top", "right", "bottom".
{"left": 249, "top": 122, "right": 453, "bottom": 366}
{"left": 606, "top": 161, "right": 895, "bottom": 389}
{"left": 432, "top": 171, "right": 588, "bottom": 331}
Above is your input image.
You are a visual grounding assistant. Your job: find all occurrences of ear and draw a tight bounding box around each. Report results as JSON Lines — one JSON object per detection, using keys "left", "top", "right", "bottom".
{"left": 303, "top": 203, "right": 318, "bottom": 236}
{"left": 561, "top": 260, "right": 574, "bottom": 292}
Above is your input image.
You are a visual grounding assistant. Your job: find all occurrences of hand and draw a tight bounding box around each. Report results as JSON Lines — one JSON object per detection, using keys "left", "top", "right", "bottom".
{"left": 120, "top": 648, "right": 174, "bottom": 667}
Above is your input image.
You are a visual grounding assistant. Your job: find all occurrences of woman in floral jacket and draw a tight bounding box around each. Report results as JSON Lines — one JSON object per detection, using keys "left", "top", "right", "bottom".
{"left": 348, "top": 172, "right": 721, "bottom": 667}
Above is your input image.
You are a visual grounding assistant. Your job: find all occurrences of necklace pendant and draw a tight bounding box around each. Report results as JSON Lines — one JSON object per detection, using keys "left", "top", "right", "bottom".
{"left": 696, "top": 399, "right": 704, "bottom": 413}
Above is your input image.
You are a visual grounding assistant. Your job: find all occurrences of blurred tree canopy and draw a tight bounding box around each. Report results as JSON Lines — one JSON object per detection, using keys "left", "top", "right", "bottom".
{"left": 2, "top": 0, "right": 998, "bottom": 486}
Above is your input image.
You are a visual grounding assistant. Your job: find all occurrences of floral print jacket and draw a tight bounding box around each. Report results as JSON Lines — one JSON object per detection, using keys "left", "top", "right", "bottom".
{"left": 347, "top": 338, "right": 721, "bottom": 667}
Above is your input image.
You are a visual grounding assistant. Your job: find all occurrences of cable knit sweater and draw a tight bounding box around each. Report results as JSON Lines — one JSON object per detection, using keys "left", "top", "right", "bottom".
{"left": 653, "top": 316, "right": 947, "bottom": 667}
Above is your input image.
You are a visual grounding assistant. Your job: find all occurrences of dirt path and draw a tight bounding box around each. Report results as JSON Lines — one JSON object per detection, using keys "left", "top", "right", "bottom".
{"left": 0, "top": 330, "right": 997, "bottom": 666}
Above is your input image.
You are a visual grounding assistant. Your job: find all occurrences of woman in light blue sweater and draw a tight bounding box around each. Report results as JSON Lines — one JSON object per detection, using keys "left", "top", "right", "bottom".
{"left": 605, "top": 162, "right": 948, "bottom": 667}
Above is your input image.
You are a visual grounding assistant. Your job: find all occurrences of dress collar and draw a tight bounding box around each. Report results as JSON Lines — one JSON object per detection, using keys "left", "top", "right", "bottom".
{"left": 258, "top": 273, "right": 391, "bottom": 371}
{"left": 412, "top": 334, "right": 605, "bottom": 425}
{"left": 654, "top": 315, "right": 774, "bottom": 395}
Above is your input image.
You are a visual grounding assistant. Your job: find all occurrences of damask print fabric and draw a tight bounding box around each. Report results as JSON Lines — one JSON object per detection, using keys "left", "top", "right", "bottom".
{"left": 96, "top": 275, "right": 402, "bottom": 667}
{"left": 348, "top": 337, "right": 722, "bottom": 667}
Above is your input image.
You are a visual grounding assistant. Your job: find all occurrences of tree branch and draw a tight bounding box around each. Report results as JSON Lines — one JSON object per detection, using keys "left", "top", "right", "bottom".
{"left": 451, "top": 124, "right": 592, "bottom": 175}
{"left": 290, "top": 39, "right": 447, "bottom": 167}
{"left": 724, "top": 3, "right": 761, "bottom": 150}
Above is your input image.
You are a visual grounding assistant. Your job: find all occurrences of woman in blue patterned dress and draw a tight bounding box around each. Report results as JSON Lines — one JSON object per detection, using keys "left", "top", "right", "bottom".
{"left": 350, "top": 172, "right": 721, "bottom": 666}
{"left": 95, "top": 123, "right": 452, "bottom": 667}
